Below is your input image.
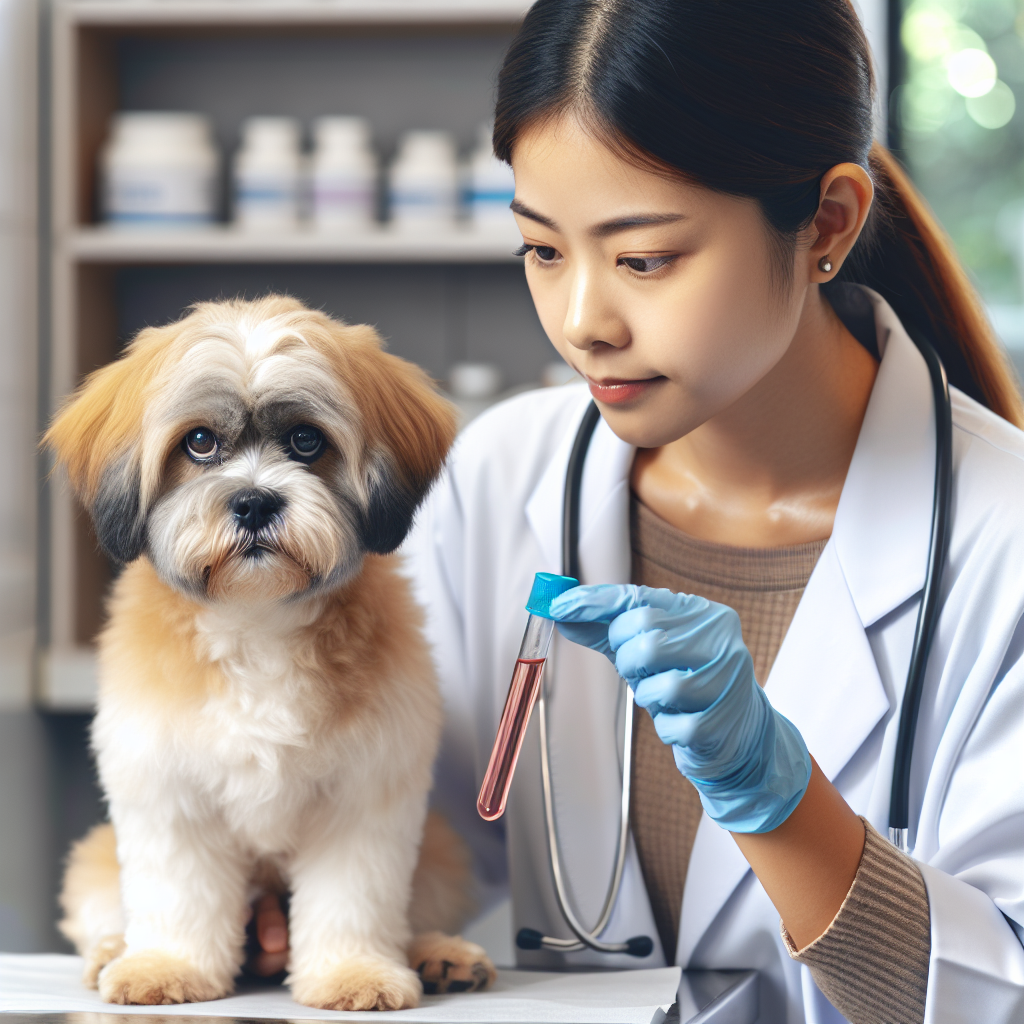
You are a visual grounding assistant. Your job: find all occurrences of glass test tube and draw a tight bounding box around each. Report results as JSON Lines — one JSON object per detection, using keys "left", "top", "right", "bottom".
{"left": 477, "top": 572, "right": 578, "bottom": 821}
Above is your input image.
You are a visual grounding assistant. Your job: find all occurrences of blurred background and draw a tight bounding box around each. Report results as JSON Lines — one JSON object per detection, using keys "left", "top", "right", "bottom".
{"left": 0, "top": 0, "right": 1020, "bottom": 960}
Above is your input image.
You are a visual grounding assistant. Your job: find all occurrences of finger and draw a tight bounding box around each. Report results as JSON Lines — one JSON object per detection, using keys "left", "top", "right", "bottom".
{"left": 550, "top": 583, "right": 690, "bottom": 624}
{"left": 256, "top": 892, "right": 288, "bottom": 955}
{"left": 554, "top": 619, "right": 614, "bottom": 656}
{"left": 607, "top": 599, "right": 710, "bottom": 652}
{"left": 632, "top": 663, "right": 729, "bottom": 715}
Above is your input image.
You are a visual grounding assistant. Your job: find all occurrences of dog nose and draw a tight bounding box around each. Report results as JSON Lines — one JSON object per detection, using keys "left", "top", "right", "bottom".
{"left": 229, "top": 490, "right": 284, "bottom": 532}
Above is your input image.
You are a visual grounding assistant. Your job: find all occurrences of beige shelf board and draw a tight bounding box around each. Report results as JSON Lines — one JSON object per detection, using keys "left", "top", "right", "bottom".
{"left": 64, "top": 225, "right": 525, "bottom": 264}
{"left": 61, "top": 0, "right": 530, "bottom": 27}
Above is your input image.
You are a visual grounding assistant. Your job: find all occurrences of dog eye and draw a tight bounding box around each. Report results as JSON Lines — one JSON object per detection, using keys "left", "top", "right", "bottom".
{"left": 184, "top": 427, "right": 219, "bottom": 462}
{"left": 287, "top": 425, "right": 324, "bottom": 462}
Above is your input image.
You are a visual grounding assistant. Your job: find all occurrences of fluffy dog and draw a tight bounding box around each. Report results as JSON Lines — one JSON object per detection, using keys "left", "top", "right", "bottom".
{"left": 47, "top": 296, "right": 495, "bottom": 1010}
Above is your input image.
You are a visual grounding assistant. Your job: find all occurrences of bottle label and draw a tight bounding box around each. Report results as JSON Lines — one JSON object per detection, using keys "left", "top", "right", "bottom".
{"left": 103, "top": 167, "right": 216, "bottom": 221}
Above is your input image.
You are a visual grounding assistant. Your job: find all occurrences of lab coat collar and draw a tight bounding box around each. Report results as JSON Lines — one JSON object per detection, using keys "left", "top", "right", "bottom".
{"left": 832, "top": 288, "right": 935, "bottom": 627}
{"left": 525, "top": 395, "right": 634, "bottom": 584}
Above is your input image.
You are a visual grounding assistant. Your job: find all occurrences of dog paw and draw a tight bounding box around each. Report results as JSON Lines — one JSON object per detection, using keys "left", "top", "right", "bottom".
{"left": 290, "top": 955, "right": 422, "bottom": 1011}
{"left": 97, "top": 951, "right": 230, "bottom": 1005}
{"left": 83, "top": 934, "right": 126, "bottom": 988}
{"left": 409, "top": 931, "right": 497, "bottom": 995}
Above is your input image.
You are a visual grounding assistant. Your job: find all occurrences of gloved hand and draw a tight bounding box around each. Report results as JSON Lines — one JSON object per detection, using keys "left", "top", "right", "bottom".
{"left": 549, "top": 584, "right": 811, "bottom": 834}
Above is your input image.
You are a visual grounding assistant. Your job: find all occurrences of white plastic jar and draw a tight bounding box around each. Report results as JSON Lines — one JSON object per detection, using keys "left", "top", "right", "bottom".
{"left": 232, "top": 117, "right": 302, "bottom": 230}
{"left": 100, "top": 112, "right": 219, "bottom": 229}
{"left": 465, "top": 123, "right": 516, "bottom": 232}
{"left": 388, "top": 130, "right": 458, "bottom": 231}
{"left": 310, "top": 116, "right": 377, "bottom": 230}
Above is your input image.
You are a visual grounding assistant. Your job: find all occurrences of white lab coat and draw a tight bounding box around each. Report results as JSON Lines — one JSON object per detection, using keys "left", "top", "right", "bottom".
{"left": 403, "top": 291, "right": 1024, "bottom": 1024}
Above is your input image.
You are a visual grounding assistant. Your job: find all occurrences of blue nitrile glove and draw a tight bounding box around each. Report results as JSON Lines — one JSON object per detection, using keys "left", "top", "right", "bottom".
{"left": 549, "top": 584, "right": 811, "bottom": 834}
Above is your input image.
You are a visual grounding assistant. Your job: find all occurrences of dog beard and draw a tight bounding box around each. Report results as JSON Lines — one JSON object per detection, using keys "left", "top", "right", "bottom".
{"left": 147, "top": 445, "right": 363, "bottom": 603}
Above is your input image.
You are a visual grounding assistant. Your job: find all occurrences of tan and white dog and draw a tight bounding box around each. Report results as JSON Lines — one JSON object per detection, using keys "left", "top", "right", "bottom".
{"left": 47, "top": 295, "right": 495, "bottom": 1010}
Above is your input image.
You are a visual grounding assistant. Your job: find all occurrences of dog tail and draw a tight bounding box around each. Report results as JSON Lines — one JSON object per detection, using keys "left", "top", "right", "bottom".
{"left": 59, "top": 823, "right": 125, "bottom": 986}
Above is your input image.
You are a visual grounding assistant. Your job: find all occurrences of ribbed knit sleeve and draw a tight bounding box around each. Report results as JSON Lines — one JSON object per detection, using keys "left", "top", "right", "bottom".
{"left": 783, "top": 820, "right": 930, "bottom": 1024}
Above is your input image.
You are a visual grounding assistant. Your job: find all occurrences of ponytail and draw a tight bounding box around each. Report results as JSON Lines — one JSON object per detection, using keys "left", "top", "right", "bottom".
{"left": 832, "top": 143, "right": 1023, "bottom": 427}
{"left": 496, "top": 0, "right": 1023, "bottom": 426}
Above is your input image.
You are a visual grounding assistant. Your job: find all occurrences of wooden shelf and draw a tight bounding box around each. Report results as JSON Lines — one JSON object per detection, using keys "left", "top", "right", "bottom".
{"left": 66, "top": 225, "right": 524, "bottom": 264}
{"left": 63, "top": 1, "right": 530, "bottom": 28}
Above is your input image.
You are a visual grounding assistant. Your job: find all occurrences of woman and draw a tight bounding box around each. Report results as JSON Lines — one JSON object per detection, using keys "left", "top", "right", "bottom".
{"left": 262, "top": 2, "right": 1024, "bottom": 1020}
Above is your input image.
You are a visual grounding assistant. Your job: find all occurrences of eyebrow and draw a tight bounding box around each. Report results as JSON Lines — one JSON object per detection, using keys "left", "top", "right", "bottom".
{"left": 510, "top": 199, "right": 686, "bottom": 237}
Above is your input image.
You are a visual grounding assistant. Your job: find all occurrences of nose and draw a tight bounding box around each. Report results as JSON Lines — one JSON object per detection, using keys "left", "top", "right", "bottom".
{"left": 562, "top": 266, "right": 630, "bottom": 352}
{"left": 229, "top": 489, "right": 284, "bottom": 532}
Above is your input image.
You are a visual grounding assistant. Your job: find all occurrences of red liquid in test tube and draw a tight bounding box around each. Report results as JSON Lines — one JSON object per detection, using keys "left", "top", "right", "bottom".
{"left": 477, "top": 657, "right": 546, "bottom": 821}
{"left": 477, "top": 572, "right": 578, "bottom": 822}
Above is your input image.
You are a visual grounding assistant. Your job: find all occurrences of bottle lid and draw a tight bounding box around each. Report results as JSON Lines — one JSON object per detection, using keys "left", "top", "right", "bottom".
{"left": 525, "top": 572, "right": 579, "bottom": 619}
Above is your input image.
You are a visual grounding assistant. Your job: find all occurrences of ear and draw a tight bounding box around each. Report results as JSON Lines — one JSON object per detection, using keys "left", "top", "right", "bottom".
{"left": 344, "top": 330, "right": 458, "bottom": 554}
{"left": 43, "top": 328, "right": 167, "bottom": 564}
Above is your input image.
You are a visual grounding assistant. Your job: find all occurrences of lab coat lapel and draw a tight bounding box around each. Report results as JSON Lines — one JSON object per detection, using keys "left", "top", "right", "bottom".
{"left": 679, "top": 291, "right": 937, "bottom": 965}
{"left": 524, "top": 398, "right": 635, "bottom": 582}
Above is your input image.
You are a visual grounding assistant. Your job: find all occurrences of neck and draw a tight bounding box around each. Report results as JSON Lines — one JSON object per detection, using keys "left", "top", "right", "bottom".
{"left": 631, "top": 287, "right": 878, "bottom": 547}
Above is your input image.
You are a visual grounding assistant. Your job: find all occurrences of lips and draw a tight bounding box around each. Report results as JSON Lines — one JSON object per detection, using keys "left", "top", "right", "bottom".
{"left": 586, "top": 376, "right": 663, "bottom": 405}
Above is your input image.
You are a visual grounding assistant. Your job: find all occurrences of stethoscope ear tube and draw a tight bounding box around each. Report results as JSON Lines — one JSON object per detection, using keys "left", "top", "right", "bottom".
{"left": 888, "top": 336, "right": 953, "bottom": 853}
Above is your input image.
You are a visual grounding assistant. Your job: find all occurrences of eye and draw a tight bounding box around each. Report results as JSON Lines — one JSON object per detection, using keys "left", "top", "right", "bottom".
{"left": 618, "top": 255, "right": 677, "bottom": 274}
{"left": 514, "top": 243, "right": 561, "bottom": 265}
{"left": 287, "top": 425, "right": 324, "bottom": 463}
{"left": 184, "top": 427, "right": 219, "bottom": 462}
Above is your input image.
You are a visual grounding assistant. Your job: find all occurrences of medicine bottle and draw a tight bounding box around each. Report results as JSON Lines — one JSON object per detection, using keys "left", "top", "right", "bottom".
{"left": 100, "top": 112, "right": 218, "bottom": 229}
{"left": 465, "top": 123, "right": 516, "bottom": 232}
{"left": 388, "top": 130, "right": 458, "bottom": 230}
{"left": 310, "top": 117, "right": 377, "bottom": 230}
{"left": 232, "top": 117, "right": 302, "bottom": 230}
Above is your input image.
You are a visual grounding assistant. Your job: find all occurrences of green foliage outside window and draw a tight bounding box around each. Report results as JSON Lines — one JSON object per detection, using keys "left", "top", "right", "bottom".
{"left": 896, "top": 0, "right": 1023, "bottom": 315}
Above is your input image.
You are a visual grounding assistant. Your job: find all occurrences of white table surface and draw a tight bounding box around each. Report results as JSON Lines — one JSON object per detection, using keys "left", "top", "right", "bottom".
{"left": 0, "top": 955, "right": 682, "bottom": 1024}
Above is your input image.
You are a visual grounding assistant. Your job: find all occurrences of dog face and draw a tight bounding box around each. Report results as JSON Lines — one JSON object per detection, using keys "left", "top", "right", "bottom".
{"left": 46, "top": 296, "right": 457, "bottom": 603}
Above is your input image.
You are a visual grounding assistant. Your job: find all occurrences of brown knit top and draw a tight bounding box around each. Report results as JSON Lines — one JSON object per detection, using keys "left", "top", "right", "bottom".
{"left": 628, "top": 494, "right": 931, "bottom": 1024}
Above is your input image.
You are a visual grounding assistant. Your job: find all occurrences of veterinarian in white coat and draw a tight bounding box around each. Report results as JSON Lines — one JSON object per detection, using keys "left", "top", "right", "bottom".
{"left": 405, "top": 289, "right": 1024, "bottom": 1022}
{"left": 395, "top": 3, "right": 1024, "bottom": 1022}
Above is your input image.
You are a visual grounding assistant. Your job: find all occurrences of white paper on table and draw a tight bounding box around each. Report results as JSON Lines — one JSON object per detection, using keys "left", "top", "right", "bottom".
{"left": 0, "top": 955, "right": 681, "bottom": 1024}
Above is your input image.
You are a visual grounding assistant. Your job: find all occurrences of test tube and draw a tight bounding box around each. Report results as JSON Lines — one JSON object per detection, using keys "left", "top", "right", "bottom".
{"left": 477, "top": 572, "right": 579, "bottom": 821}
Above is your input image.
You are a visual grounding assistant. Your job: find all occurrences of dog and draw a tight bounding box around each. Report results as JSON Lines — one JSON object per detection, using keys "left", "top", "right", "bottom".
{"left": 47, "top": 295, "right": 496, "bottom": 1010}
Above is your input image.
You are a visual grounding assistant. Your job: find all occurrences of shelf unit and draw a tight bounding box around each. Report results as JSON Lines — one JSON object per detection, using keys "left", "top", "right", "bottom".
{"left": 42, "top": 0, "right": 532, "bottom": 709}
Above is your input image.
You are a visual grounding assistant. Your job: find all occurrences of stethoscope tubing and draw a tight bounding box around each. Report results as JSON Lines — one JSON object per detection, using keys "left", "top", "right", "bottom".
{"left": 889, "top": 334, "right": 953, "bottom": 851}
{"left": 523, "top": 336, "right": 952, "bottom": 954}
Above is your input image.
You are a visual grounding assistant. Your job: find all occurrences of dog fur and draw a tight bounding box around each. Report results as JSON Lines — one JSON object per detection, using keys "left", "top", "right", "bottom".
{"left": 47, "top": 296, "right": 495, "bottom": 1009}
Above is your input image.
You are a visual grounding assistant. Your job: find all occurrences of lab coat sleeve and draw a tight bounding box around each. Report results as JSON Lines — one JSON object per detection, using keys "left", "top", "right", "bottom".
{"left": 920, "top": 629, "right": 1024, "bottom": 1023}
{"left": 401, "top": 454, "right": 509, "bottom": 911}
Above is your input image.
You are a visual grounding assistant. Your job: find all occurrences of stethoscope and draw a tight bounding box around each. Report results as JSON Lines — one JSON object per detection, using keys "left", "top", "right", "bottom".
{"left": 517, "top": 332, "right": 953, "bottom": 958}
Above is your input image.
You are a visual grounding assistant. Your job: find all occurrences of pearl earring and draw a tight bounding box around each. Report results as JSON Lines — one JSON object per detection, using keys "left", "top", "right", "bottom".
{"left": 818, "top": 255, "right": 833, "bottom": 273}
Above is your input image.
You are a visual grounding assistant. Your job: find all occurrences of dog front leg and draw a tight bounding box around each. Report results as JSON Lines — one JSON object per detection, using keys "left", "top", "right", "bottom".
{"left": 97, "top": 807, "right": 248, "bottom": 1005}
{"left": 287, "top": 797, "right": 424, "bottom": 1011}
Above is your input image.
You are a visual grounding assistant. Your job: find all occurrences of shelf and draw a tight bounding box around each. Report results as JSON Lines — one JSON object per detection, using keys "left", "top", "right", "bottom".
{"left": 62, "top": 1, "right": 530, "bottom": 28}
{"left": 65, "top": 225, "right": 525, "bottom": 264}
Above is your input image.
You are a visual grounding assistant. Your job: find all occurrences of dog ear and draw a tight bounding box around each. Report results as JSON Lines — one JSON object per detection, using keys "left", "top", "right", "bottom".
{"left": 343, "top": 329, "right": 458, "bottom": 554}
{"left": 43, "top": 328, "right": 168, "bottom": 564}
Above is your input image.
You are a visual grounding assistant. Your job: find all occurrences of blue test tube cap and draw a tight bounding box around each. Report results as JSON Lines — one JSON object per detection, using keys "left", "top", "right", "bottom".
{"left": 525, "top": 572, "right": 579, "bottom": 619}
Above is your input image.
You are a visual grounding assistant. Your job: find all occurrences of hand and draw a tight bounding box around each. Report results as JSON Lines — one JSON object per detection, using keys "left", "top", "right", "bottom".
{"left": 549, "top": 584, "right": 812, "bottom": 834}
{"left": 245, "top": 893, "right": 289, "bottom": 977}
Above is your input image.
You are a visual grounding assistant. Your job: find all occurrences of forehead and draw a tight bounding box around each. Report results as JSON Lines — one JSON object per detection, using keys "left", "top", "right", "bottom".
{"left": 144, "top": 317, "right": 348, "bottom": 439}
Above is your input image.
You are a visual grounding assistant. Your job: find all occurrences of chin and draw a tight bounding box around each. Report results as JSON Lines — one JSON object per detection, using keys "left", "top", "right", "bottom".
{"left": 46, "top": 295, "right": 495, "bottom": 1010}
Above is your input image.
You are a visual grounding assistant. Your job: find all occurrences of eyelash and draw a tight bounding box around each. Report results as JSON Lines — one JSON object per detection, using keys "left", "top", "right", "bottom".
{"left": 514, "top": 244, "right": 677, "bottom": 277}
